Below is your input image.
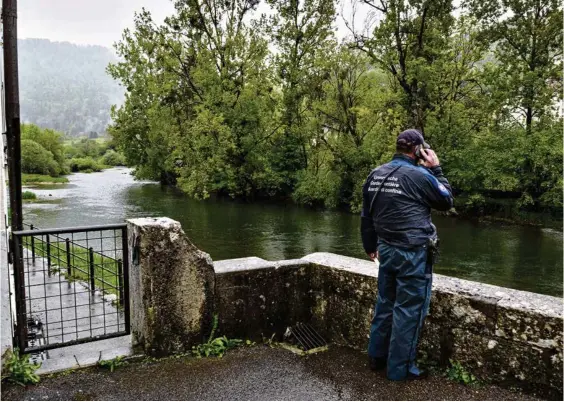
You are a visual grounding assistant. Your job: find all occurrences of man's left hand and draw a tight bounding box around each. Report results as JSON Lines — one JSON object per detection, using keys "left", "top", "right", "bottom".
{"left": 420, "top": 149, "right": 440, "bottom": 168}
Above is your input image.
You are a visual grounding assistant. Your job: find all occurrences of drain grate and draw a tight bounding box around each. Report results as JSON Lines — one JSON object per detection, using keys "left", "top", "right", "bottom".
{"left": 285, "top": 323, "right": 328, "bottom": 354}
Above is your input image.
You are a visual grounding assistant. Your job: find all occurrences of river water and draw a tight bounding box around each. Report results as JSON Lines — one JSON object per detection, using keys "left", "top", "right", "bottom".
{"left": 23, "top": 168, "right": 563, "bottom": 297}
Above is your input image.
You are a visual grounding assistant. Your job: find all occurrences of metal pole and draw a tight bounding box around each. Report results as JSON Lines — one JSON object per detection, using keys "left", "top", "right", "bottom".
{"left": 117, "top": 259, "right": 123, "bottom": 306}
{"left": 30, "top": 224, "right": 35, "bottom": 264}
{"left": 88, "top": 247, "right": 95, "bottom": 293}
{"left": 2, "top": 0, "right": 23, "bottom": 232}
{"left": 46, "top": 234, "right": 51, "bottom": 276}
{"left": 121, "top": 228, "right": 130, "bottom": 333}
{"left": 65, "top": 238, "right": 71, "bottom": 278}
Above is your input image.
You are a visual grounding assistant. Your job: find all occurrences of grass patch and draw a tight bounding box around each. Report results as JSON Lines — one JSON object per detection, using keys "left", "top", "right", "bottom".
{"left": 22, "top": 174, "right": 68, "bottom": 184}
{"left": 97, "top": 355, "right": 128, "bottom": 372}
{"left": 27, "top": 236, "right": 122, "bottom": 299}
{"left": 22, "top": 191, "right": 37, "bottom": 200}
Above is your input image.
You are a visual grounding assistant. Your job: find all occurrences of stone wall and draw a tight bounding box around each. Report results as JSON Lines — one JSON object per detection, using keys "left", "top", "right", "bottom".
{"left": 303, "top": 253, "right": 563, "bottom": 398}
{"left": 214, "top": 258, "right": 313, "bottom": 341}
{"left": 214, "top": 252, "right": 563, "bottom": 398}
{"left": 127, "top": 219, "right": 562, "bottom": 398}
{"left": 128, "top": 218, "right": 215, "bottom": 356}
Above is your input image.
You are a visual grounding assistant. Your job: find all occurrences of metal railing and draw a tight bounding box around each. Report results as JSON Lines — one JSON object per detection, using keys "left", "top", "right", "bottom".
{"left": 12, "top": 224, "right": 130, "bottom": 353}
{"left": 21, "top": 224, "right": 127, "bottom": 305}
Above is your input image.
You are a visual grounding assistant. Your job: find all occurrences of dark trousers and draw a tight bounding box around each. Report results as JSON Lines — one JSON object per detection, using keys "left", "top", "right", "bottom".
{"left": 367, "top": 241, "right": 432, "bottom": 380}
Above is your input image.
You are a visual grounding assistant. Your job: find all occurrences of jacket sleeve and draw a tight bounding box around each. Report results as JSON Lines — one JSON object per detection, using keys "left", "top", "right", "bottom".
{"left": 360, "top": 173, "right": 378, "bottom": 254}
{"left": 419, "top": 165, "right": 454, "bottom": 211}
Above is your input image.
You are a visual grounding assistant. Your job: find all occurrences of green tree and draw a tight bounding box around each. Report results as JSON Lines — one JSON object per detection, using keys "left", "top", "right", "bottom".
{"left": 65, "top": 138, "right": 104, "bottom": 159}
{"left": 101, "top": 150, "right": 126, "bottom": 166}
{"left": 295, "top": 47, "right": 394, "bottom": 210}
{"left": 352, "top": 0, "right": 456, "bottom": 135}
{"left": 349, "top": 3, "right": 492, "bottom": 192}
{"left": 266, "top": 0, "right": 337, "bottom": 192}
{"left": 109, "top": 1, "right": 281, "bottom": 198}
{"left": 105, "top": 0, "right": 562, "bottom": 214}
{"left": 21, "top": 139, "right": 59, "bottom": 176}
{"left": 21, "top": 123, "right": 67, "bottom": 174}
{"left": 465, "top": 0, "right": 563, "bottom": 204}
{"left": 466, "top": 0, "right": 562, "bottom": 135}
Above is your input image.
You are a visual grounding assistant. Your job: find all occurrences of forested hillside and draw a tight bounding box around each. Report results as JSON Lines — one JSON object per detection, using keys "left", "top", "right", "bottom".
{"left": 19, "top": 38, "right": 123, "bottom": 136}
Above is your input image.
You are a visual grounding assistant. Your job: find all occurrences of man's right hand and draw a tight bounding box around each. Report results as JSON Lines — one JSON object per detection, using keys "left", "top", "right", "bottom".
{"left": 368, "top": 251, "right": 379, "bottom": 261}
{"left": 420, "top": 148, "right": 440, "bottom": 168}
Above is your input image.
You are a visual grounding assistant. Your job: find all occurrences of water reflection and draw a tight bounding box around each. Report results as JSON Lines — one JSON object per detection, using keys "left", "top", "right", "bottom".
{"left": 23, "top": 168, "right": 563, "bottom": 297}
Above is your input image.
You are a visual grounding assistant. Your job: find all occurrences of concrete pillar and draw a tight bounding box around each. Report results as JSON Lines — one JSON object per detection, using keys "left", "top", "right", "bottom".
{"left": 127, "top": 217, "right": 215, "bottom": 356}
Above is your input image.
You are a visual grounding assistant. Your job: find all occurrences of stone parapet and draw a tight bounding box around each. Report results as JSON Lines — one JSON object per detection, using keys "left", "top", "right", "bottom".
{"left": 125, "top": 219, "right": 562, "bottom": 397}
{"left": 214, "top": 257, "right": 313, "bottom": 341}
{"left": 214, "top": 252, "right": 562, "bottom": 398}
{"left": 127, "top": 218, "right": 215, "bottom": 356}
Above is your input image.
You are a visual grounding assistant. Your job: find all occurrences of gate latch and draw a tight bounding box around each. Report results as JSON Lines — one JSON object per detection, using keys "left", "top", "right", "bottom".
{"left": 131, "top": 233, "right": 140, "bottom": 266}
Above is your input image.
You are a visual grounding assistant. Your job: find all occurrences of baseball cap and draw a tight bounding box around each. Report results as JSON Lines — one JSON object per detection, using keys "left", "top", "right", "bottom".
{"left": 396, "top": 129, "right": 430, "bottom": 149}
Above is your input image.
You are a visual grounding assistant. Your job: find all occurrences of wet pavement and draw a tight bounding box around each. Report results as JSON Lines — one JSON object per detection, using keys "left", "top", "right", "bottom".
{"left": 35, "top": 335, "right": 133, "bottom": 375}
{"left": 19, "top": 248, "right": 125, "bottom": 351}
{"left": 1, "top": 345, "right": 538, "bottom": 401}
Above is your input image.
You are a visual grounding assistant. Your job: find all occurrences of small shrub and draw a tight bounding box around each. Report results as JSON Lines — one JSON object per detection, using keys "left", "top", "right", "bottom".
{"left": 65, "top": 138, "right": 105, "bottom": 159}
{"left": 100, "top": 150, "right": 126, "bottom": 166}
{"left": 21, "top": 139, "right": 60, "bottom": 176}
{"left": 446, "top": 359, "right": 476, "bottom": 385}
{"left": 464, "top": 193, "right": 486, "bottom": 215}
{"left": 21, "top": 124, "right": 66, "bottom": 174}
{"left": 22, "top": 191, "right": 37, "bottom": 200}
{"left": 1, "top": 348, "right": 41, "bottom": 386}
{"left": 97, "top": 355, "right": 127, "bottom": 372}
{"left": 192, "top": 315, "right": 243, "bottom": 358}
{"left": 517, "top": 192, "right": 535, "bottom": 209}
{"left": 68, "top": 157, "right": 103, "bottom": 173}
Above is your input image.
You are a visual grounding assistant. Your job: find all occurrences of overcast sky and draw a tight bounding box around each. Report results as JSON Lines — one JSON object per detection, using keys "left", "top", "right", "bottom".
{"left": 18, "top": 0, "right": 370, "bottom": 50}
{"left": 19, "top": 0, "right": 177, "bottom": 49}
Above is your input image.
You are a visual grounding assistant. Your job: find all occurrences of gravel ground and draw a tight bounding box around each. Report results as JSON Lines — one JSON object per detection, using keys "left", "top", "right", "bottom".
{"left": 1, "top": 345, "right": 542, "bottom": 401}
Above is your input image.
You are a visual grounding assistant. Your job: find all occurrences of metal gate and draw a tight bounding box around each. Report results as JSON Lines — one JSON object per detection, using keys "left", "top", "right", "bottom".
{"left": 11, "top": 223, "right": 130, "bottom": 353}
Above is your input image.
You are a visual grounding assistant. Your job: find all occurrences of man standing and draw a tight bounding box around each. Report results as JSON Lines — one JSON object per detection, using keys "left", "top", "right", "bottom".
{"left": 360, "top": 129, "right": 454, "bottom": 381}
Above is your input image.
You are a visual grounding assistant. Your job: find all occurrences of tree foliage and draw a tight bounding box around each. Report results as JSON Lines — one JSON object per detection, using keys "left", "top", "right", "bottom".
{"left": 108, "top": 0, "right": 562, "bottom": 213}
{"left": 21, "top": 123, "right": 125, "bottom": 176}
{"left": 21, "top": 123, "right": 67, "bottom": 174}
{"left": 21, "top": 139, "right": 60, "bottom": 176}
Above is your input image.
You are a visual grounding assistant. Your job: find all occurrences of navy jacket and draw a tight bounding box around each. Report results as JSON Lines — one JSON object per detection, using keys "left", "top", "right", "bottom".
{"left": 360, "top": 154, "right": 454, "bottom": 252}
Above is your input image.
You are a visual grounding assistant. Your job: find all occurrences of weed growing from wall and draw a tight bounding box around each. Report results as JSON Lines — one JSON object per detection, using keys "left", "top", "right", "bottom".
{"left": 446, "top": 359, "right": 477, "bottom": 385}
{"left": 1, "top": 348, "right": 41, "bottom": 386}
{"left": 97, "top": 355, "right": 128, "bottom": 372}
{"left": 192, "top": 315, "right": 246, "bottom": 358}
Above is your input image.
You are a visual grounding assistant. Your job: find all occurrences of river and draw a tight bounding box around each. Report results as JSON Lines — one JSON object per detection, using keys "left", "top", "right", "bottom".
{"left": 23, "top": 168, "right": 563, "bottom": 297}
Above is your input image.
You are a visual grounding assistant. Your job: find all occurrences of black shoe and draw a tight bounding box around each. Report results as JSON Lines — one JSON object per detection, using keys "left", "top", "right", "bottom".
{"left": 406, "top": 369, "right": 428, "bottom": 380}
{"left": 369, "top": 356, "right": 387, "bottom": 371}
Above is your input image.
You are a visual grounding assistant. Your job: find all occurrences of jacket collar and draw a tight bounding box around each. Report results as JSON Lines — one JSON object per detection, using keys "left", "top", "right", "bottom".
{"left": 392, "top": 153, "right": 417, "bottom": 166}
